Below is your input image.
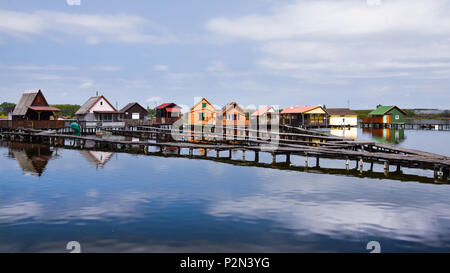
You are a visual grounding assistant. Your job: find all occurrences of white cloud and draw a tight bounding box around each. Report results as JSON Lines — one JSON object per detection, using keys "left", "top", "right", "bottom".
{"left": 146, "top": 96, "right": 163, "bottom": 104}
{"left": 0, "top": 9, "right": 176, "bottom": 44}
{"left": 152, "top": 64, "right": 170, "bottom": 71}
{"left": 206, "top": 0, "right": 450, "bottom": 81}
{"left": 8, "top": 64, "right": 79, "bottom": 71}
{"left": 206, "top": 61, "right": 225, "bottom": 72}
{"left": 207, "top": 0, "right": 450, "bottom": 40}
{"left": 90, "top": 65, "right": 122, "bottom": 72}
{"left": 80, "top": 81, "right": 94, "bottom": 88}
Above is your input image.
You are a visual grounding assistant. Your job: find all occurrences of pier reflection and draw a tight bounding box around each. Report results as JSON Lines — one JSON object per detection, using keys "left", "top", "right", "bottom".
{"left": 79, "top": 150, "right": 114, "bottom": 168}
{"left": 4, "top": 142, "right": 55, "bottom": 176}
{"left": 330, "top": 127, "right": 358, "bottom": 139}
{"left": 362, "top": 128, "right": 406, "bottom": 144}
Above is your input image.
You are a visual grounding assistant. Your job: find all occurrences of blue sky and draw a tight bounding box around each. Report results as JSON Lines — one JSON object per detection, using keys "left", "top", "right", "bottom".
{"left": 0, "top": 0, "right": 449, "bottom": 111}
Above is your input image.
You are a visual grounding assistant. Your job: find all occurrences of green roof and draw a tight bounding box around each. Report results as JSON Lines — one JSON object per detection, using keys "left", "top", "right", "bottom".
{"left": 368, "top": 105, "right": 406, "bottom": 116}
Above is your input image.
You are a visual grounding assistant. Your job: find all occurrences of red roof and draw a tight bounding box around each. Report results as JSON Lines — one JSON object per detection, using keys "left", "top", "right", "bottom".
{"left": 156, "top": 103, "right": 173, "bottom": 109}
{"left": 251, "top": 106, "right": 273, "bottom": 117}
{"left": 166, "top": 108, "right": 180, "bottom": 112}
{"left": 28, "top": 106, "right": 61, "bottom": 112}
{"left": 281, "top": 106, "right": 320, "bottom": 114}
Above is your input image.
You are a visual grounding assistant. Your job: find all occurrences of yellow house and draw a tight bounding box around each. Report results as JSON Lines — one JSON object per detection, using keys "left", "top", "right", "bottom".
{"left": 187, "top": 98, "right": 217, "bottom": 126}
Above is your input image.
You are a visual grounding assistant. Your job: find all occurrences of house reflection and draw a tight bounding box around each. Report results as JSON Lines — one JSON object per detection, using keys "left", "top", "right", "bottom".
{"left": 79, "top": 150, "right": 114, "bottom": 168}
{"left": 362, "top": 128, "right": 405, "bottom": 144}
{"left": 7, "top": 142, "right": 55, "bottom": 176}
{"left": 330, "top": 127, "right": 358, "bottom": 139}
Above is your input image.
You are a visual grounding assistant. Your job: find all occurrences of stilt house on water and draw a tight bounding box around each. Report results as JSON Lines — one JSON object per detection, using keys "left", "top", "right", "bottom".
{"left": 326, "top": 108, "right": 358, "bottom": 127}
{"left": 280, "top": 105, "right": 329, "bottom": 128}
{"left": 75, "top": 95, "right": 124, "bottom": 129}
{"left": 0, "top": 89, "right": 63, "bottom": 129}
{"left": 362, "top": 105, "right": 407, "bottom": 128}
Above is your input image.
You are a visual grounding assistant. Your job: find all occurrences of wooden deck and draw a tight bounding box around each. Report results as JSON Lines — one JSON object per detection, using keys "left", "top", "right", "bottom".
{"left": 1, "top": 127, "right": 448, "bottom": 181}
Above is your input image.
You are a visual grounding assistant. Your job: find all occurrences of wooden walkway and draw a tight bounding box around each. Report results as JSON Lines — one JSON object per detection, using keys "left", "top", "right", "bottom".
{"left": 1, "top": 127, "right": 449, "bottom": 181}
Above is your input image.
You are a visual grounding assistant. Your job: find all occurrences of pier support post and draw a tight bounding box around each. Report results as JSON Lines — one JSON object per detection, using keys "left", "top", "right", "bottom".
{"left": 189, "top": 148, "right": 193, "bottom": 156}
{"left": 144, "top": 145, "right": 148, "bottom": 154}
{"left": 286, "top": 153, "right": 291, "bottom": 164}
{"left": 305, "top": 153, "right": 309, "bottom": 168}
{"left": 384, "top": 161, "right": 389, "bottom": 176}
{"left": 228, "top": 149, "right": 232, "bottom": 159}
{"left": 443, "top": 168, "right": 449, "bottom": 180}
{"left": 216, "top": 150, "right": 220, "bottom": 158}
{"left": 242, "top": 150, "right": 246, "bottom": 161}
{"left": 272, "top": 153, "right": 276, "bottom": 164}
{"left": 396, "top": 164, "right": 401, "bottom": 173}
{"left": 254, "top": 151, "right": 259, "bottom": 162}
{"left": 359, "top": 158, "right": 364, "bottom": 173}
{"left": 345, "top": 158, "right": 350, "bottom": 170}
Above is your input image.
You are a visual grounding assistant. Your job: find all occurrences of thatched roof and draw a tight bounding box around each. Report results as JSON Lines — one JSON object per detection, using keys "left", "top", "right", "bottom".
{"left": 326, "top": 108, "right": 357, "bottom": 116}
{"left": 12, "top": 90, "right": 40, "bottom": 116}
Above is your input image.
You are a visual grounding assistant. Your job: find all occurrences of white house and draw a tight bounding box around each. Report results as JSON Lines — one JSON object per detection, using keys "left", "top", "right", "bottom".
{"left": 326, "top": 108, "right": 358, "bottom": 127}
{"left": 75, "top": 95, "right": 124, "bottom": 128}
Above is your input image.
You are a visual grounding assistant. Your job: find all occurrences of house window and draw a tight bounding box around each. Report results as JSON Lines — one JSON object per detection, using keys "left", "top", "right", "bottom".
{"left": 100, "top": 101, "right": 103, "bottom": 106}
{"left": 199, "top": 113, "right": 204, "bottom": 121}
{"left": 395, "top": 115, "right": 399, "bottom": 120}
{"left": 202, "top": 102, "right": 207, "bottom": 108}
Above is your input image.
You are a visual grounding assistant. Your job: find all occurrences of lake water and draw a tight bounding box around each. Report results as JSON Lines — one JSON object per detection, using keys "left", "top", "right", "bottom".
{"left": 0, "top": 128, "right": 449, "bottom": 252}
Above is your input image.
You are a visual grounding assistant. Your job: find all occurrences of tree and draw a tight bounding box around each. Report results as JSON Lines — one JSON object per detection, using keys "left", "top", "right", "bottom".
{"left": 50, "top": 104, "right": 81, "bottom": 117}
{"left": 147, "top": 107, "right": 156, "bottom": 118}
{"left": 0, "top": 102, "right": 16, "bottom": 115}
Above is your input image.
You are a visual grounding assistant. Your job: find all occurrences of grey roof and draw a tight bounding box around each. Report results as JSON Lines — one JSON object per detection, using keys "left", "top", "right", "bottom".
{"left": 119, "top": 102, "right": 147, "bottom": 113}
{"left": 75, "top": 96, "right": 100, "bottom": 115}
{"left": 12, "top": 90, "right": 39, "bottom": 116}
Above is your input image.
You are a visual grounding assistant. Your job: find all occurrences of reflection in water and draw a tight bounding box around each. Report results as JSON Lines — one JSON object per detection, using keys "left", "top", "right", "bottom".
{"left": 0, "top": 128, "right": 450, "bottom": 252}
{"left": 330, "top": 127, "right": 358, "bottom": 139}
{"left": 79, "top": 150, "right": 114, "bottom": 168}
{"left": 5, "top": 142, "right": 55, "bottom": 176}
{"left": 362, "top": 128, "right": 406, "bottom": 144}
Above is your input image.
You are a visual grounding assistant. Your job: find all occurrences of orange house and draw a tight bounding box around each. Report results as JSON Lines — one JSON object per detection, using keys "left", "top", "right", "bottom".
{"left": 218, "top": 102, "right": 247, "bottom": 127}
{"left": 217, "top": 102, "right": 248, "bottom": 137}
{"left": 187, "top": 98, "right": 217, "bottom": 126}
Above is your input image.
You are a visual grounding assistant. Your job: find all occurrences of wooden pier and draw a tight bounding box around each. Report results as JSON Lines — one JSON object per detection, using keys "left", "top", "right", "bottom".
{"left": 0, "top": 127, "right": 449, "bottom": 182}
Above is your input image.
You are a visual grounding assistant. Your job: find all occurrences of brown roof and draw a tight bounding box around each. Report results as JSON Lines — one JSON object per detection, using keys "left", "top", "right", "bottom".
{"left": 12, "top": 90, "right": 41, "bottom": 116}
{"left": 120, "top": 102, "right": 148, "bottom": 113}
{"left": 326, "top": 108, "right": 357, "bottom": 116}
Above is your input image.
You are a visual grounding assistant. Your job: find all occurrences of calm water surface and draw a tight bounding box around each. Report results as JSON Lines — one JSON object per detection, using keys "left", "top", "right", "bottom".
{"left": 0, "top": 128, "right": 449, "bottom": 252}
